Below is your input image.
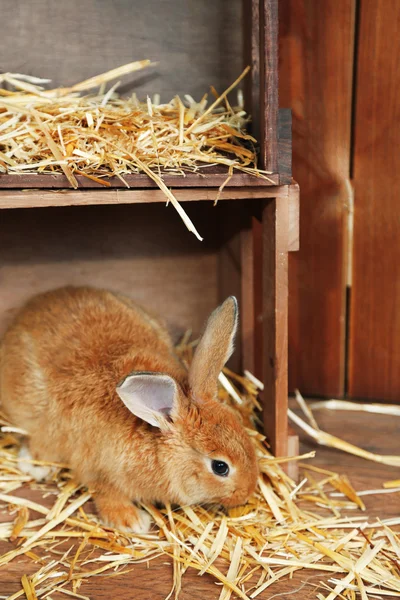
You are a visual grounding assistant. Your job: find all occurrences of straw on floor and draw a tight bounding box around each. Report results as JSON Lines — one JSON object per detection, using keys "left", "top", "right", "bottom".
{"left": 0, "top": 341, "right": 399, "bottom": 600}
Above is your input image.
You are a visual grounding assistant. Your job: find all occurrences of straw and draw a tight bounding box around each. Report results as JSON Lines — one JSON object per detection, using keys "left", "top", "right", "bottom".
{"left": 0, "top": 62, "right": 272, "bottom": 241}
{"left": 0, "top": 346, "right": 399, "bottom": 599}
{"left": 289, "top": 390, "right": 400, "bottom": 467}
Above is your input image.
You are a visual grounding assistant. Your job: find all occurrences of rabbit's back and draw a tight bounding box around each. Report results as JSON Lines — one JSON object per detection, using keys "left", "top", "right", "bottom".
{"left": 0, "top": 287, "right": 181, "bottom": 435}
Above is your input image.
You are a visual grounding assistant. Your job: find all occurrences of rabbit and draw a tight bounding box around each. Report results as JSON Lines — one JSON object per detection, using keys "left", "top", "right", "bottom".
{"left": 0, "top": 286, "right": 258, "bottom": 533}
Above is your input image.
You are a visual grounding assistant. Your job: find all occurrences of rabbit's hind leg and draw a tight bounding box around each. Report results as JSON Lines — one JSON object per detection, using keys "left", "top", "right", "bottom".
{"left": 17, "top": 443, "right": 56, "bottom": 482}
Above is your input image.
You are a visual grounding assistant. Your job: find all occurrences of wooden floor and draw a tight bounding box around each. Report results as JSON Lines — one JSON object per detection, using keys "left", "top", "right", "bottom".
{"left": 0, "top": 403, "right": 399, "bottom": 599}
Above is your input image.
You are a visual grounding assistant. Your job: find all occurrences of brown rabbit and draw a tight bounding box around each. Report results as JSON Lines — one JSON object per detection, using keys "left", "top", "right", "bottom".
{"left": 0, "top": 287, "right": 258, "bottom": 533}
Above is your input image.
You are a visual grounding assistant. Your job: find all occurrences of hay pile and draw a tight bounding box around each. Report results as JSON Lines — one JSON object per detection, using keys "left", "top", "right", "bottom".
{"left": 0, "top": 344, "right": 399, "bottom": 600}
{"left": 0, "top": 61, "right": 271, "bottom": 240}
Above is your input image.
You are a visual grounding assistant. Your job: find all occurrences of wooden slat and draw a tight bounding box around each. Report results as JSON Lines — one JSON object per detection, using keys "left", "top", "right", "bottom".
{"left": 253, "top": 216, "right": 263, "bottom": 382}
{"left": 243, "top": 0, "right": 260, "bottom": 142}
{"left": 0, "top": 186, "right": 289, "bottom": 211}
{"left": 349, "top": 0, "right": 400, "bottom": 401}
{"left": 259, "top": 0, "right": 279, "bottom": 172}
{"left": 241, "top": 182, "right": 299, "bottom": 376}
{"left": 240, "top": 225, "right": 256, "bottom": 373}
{"left": 262, "top": 196, "right": 289, "bottom": 457}
{"left": 278, "top": 109, "right": 292, "bottom": 185}
{"left": 279, "top": 0, "right": 355, "bottom": 397}
{"left": 288, "top": 182, "right": 300, "bottom": 252}
{"left": 0, "top": 170, "right": 280, "bottom": 190}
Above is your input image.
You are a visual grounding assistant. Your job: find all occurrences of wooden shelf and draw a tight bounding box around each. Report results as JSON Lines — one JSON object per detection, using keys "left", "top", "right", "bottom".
{"left": 0, "top": 0, "right": 297, "bottom": 492}
{"left": 0, "top": 111, "right": 291, "bottom": 191}
{"left": 0, "top": 185, "right": 290, "bottom": 210}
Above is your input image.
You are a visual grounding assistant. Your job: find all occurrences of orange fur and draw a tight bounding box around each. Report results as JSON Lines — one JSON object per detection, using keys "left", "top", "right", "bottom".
{"left": 0, "top": 287, "right": 258, "bottom": 532}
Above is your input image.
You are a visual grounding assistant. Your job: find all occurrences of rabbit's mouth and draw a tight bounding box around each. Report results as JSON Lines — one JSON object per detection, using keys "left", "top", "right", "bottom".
{"left": 219, "top": 486, "right": 253, "bottom": 508}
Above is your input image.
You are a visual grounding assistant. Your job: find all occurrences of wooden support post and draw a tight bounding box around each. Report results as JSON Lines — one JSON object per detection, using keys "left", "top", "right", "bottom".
{"left": 262, "top": 195, "right": 289, "bottom": 457}
{"left": 259, "top": 0, "right": 279, "bottom": 172}
{"left": 240, "top": 225, "right": 256, "bottom": 374}
{"left": 240, "top": 185, "right": 299, "bottom": 469}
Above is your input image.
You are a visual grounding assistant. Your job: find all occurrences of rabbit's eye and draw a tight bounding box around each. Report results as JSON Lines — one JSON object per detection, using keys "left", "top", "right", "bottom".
{"left": 211, "top": 460, "right": 229, "bottom": 477}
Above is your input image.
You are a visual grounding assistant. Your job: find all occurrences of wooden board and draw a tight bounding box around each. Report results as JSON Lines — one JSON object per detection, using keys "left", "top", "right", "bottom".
{"left": 279, "top": 0, "right": 355, "bottom": 397}
{"left": 278, "top": 109, "right": 292, "bottom": 185}
{"left": 262, "top": 196, "right": 289, "bottom": 456}
{"left": 244, "top": 0, "right": 279, "bottom": 172}
{"left": 259, "top": 0, "right": 279, "bottom": 172}
{"left": 349, "top": 0, "right": 400, "bottom": 401}
{"left": 0, "top": 171, "right": 279, "bottom": 189}
{"left": 0, "top": 185, "right": 290, "bottom": 211}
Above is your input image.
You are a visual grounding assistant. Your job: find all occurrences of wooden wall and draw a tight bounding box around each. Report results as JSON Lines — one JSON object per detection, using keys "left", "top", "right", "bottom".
{"left": 279, "top": 0, "right": 355, "bottom": 397}
{"left": 281, "top": 0, "right": 400, "bottom": 402}
{"left": 0, "top": 0, "right": 242, "bottom": 101}
{"left": 0, "top": 204, "right": 219, "bottom": 341}
{"left": 349, "top": 0, "right": 400, "bottom": 401}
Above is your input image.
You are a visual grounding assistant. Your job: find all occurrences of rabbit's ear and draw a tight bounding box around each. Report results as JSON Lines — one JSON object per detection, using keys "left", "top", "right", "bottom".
{"left": 189, "top": 297, "right": 238, "bottom": 399}
{"left": 116, "top": 372, "right": 178, "bottom": 428}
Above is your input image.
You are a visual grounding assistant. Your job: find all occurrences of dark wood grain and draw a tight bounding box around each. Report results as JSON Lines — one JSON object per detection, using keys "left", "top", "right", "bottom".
{"left": 0, "top": 405, "right": 398, "bottom": 598}
{"left": 349, "top": 0, "right": 400, "bottom": 401}
{"left": 240, "top": 223, "right": 257, "bottom": 374}
{"left": 278, "top": 109, "right": 292, "bottom": 184}
{"left": 0, "top": 169, "right": 279, "bottom": 190}
{"left": 243, "top": 0, "right": 260, "bottom": 142}
{"left": 279, "top": 0, "right": 355, "bottom": 397}
{"left": 259, "top": 0, "right": 279, "bottom": 173}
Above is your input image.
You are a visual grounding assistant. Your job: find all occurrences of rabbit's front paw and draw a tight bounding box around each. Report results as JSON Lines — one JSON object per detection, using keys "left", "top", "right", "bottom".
{"left": 96, "top": 495, "right": 152, "bottom": 534}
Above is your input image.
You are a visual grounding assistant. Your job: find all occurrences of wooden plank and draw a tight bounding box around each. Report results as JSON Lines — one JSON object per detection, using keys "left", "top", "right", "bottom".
{"left": 262, "top": 196, "right": 289, "bottom": 457}
{"left": 243, "top": 0, "right": 260, "bottom": 142}
{"left": 288, "top": 182, "right": 300, "bottom": 252}
{"left": 0, "top": 170, "right": 280, "bottom": 190}
{"left": 279, "top": 0, "right": 355, "bottom": 397}
{"left": 240, "top": 223, "right": 256, "bottom": 374}
{"left": 278, "top": 109, "right": 293, "bottom": 185}
{"left": 349, "top": 0, "right": 400, "bottom": 401}
{"left": 253, "top": 216, "right": 263, "bottom": 382}
{"left": 240, "top": 184, "right": 299, "bottom": 376}
{"left": 0, "top": 186, "right": 289, "bottom": 211}
{"left": 259, "top": 0, "right": 279, "bottom": 172}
